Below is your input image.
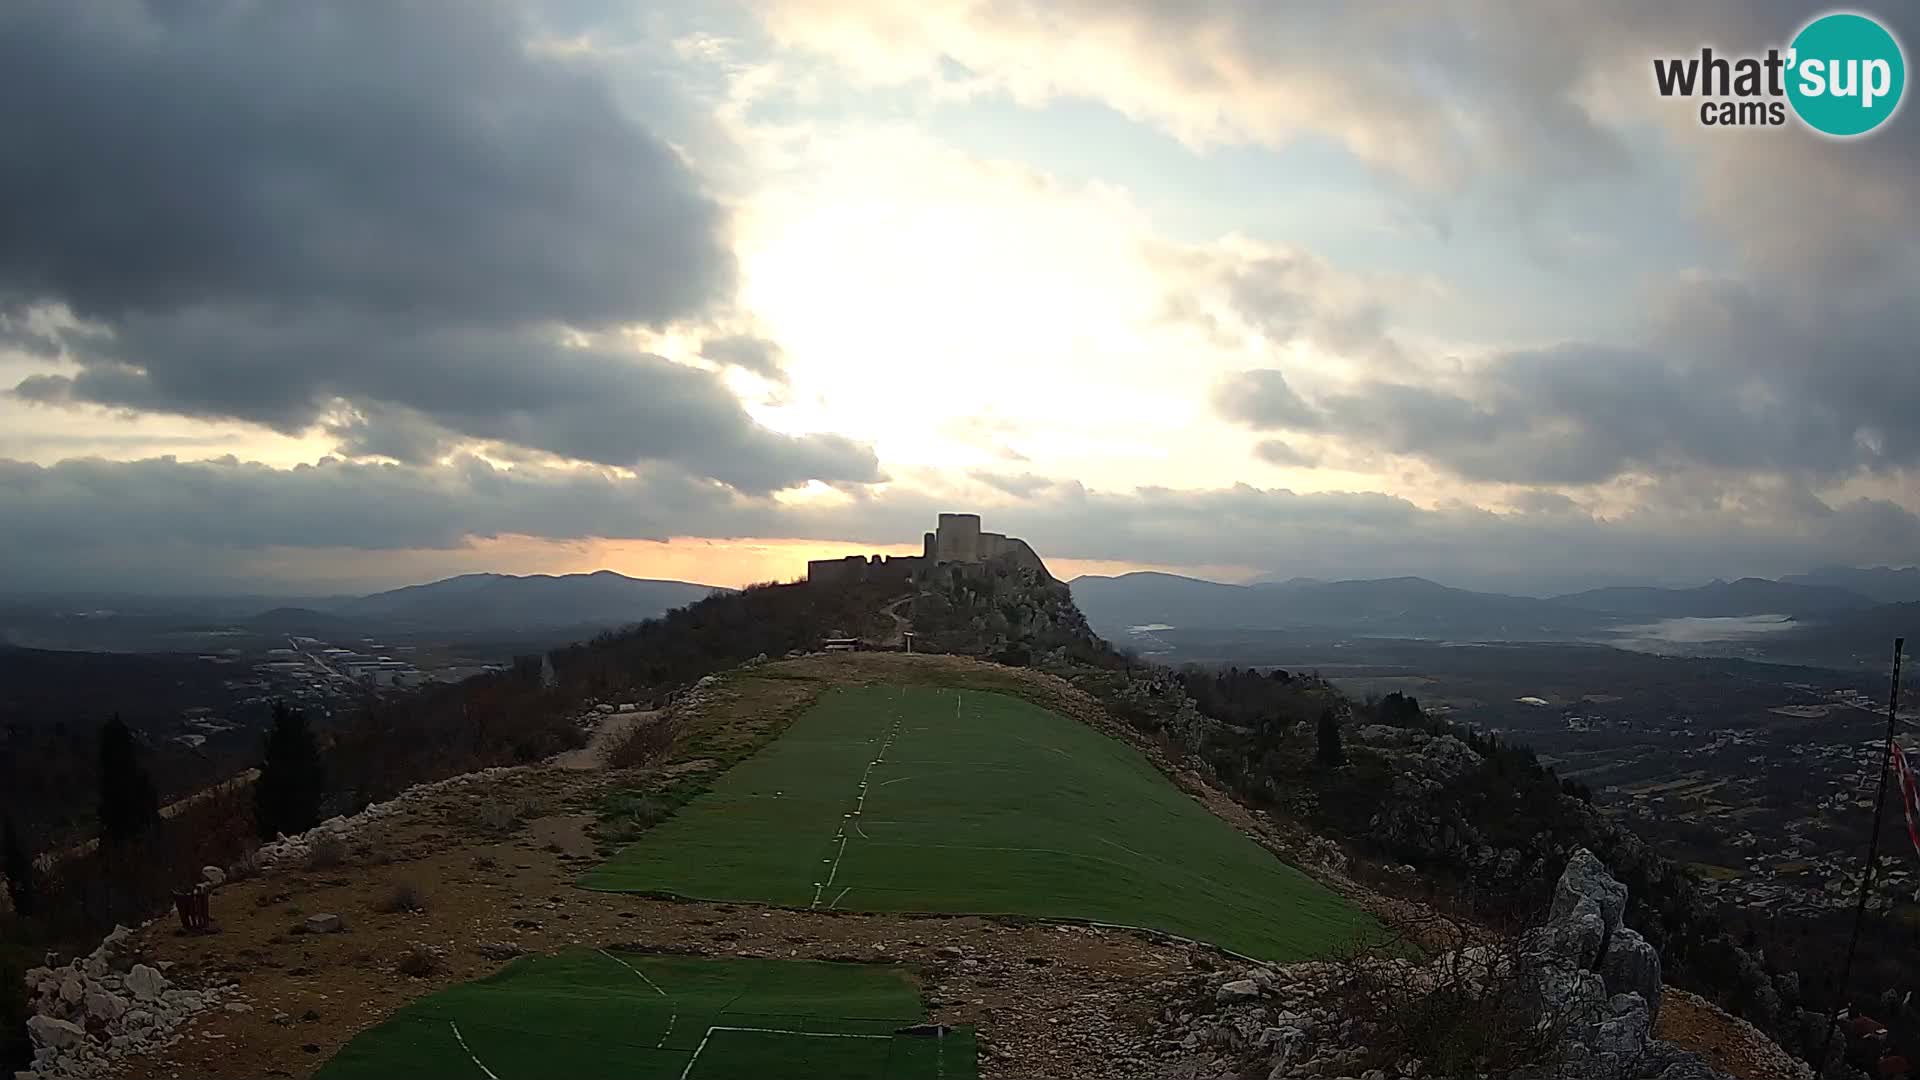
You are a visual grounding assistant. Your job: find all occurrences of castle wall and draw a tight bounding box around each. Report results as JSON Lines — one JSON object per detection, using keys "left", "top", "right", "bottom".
{"left": 809, "top": 513, "right": 1045, "bottom": 585}
{"left": 807, "top": 553, "right": 925, "bottom": 587}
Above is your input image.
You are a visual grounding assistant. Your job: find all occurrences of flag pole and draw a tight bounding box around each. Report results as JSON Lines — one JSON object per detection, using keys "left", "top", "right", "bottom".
{"left": 1817, "top": 637, "right": 1905, "bottom": 1074}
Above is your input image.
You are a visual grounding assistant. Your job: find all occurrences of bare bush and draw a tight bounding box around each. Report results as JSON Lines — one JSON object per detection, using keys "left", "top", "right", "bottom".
{"left": 225, "top": 848, "right": 264, "bottom": 883}
{"left": 376, "top": 881, "right": 427, "bottom": 914}
{"left": 304, "top": 834, "right": 349, "bottom": 871}
{"left": 1322, "top": 913, "right": 1582, "bottom": 1079}
{"left": 606, "top": 717, "right": 680, "bottom": 770}
{"left": 396, "top": 943, "right": 445, "bottom": 978}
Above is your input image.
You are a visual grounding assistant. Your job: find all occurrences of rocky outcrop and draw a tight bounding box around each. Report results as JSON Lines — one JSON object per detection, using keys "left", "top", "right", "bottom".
{"left": 1146, "top": 851, "right": 1782, "bottom": 1080}
{"left": 17, "top": 924, "right": 242, "bottom": 1078}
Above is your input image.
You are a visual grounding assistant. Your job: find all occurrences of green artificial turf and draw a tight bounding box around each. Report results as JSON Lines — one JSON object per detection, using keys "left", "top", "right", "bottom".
{"left": 315, "top": 950, "right": 975, "bottom": 1080}
{"left": 584, "top": 685, "right": 1377, "bottom": 961}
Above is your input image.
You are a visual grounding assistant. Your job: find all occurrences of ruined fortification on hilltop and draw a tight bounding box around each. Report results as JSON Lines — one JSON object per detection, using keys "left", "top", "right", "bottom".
{"left": 806, "top": 513, "right": 1052, "bottom": 587}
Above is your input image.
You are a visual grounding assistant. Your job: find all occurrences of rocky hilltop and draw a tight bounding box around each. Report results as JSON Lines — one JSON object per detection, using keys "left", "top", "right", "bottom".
{"left": 6, "top": 563, "right": 1838, "bottom": 1080}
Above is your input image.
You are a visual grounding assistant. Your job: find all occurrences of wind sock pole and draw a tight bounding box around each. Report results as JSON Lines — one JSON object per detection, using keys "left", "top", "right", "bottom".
{"left": 1817, "top": 637, "right": 1905, "bottom": 1074}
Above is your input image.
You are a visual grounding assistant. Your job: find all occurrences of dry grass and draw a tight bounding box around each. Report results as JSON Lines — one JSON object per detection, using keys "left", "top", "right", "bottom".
{"left": 376, "top": 881, "right": 427, "bottom": 914}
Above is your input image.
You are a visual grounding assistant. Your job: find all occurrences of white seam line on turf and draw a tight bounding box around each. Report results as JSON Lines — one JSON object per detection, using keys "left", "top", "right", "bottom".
{"left": 810, "top": 701, "right": 906, "bottom": 909}
{"left": 830, "top": 885, "right": 851, "bottom": 909}
{"left": 598, "top": 949, "right": 677, "bottom": 1049}
{"left": 448, "top": 1020, "right": 502, "bottom": 1080}
{"left": 678, "top": 1026, "right": 892, "bottom": 1080}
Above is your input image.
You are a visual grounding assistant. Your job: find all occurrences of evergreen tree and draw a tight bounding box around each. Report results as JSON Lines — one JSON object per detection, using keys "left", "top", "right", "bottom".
{"left": 1315, "top": 706, "right": 1346, "bottom": 767}
{"left": 2, "top": 815, "right": 34, "bottom": 917}
{"left": 255, "top": 702, "right": 326, "bottom": 840}
{"left": 97, "top": 715, "right": 160, "bottom": 846}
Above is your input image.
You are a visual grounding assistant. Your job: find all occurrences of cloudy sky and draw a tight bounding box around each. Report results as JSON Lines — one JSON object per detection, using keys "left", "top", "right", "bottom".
{"left": 2, "top": 0, "right": 1916, "bottom": 596}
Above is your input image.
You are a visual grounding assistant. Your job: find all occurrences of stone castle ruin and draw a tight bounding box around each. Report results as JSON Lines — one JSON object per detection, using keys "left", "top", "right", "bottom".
{"left": 807, "top": 513, "right": 1052, "bottom": 587}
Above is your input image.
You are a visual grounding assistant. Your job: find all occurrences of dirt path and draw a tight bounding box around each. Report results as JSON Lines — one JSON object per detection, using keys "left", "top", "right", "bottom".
{"left": 871, "top": 593, "right": 914, "bottom": 648}
{"left": 550, "top": 710, "right": 661, "bottom": 770}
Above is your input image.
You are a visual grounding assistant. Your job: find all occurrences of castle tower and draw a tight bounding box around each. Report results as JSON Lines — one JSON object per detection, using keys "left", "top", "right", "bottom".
{"left": 935, "top": 513, "right": 983, "bottom": 563}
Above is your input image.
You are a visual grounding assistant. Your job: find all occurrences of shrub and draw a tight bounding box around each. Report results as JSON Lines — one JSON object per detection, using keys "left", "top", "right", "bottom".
{"left": 1322, "top": 917, "right": 1578, "bottom": 1079}
{"left": 226, "top": 847, "right": 263, "bottom": 883}
{"left": 377, "top": 881, "right": 426, "bottom": 914}
{"left": 304, "top": 834, "right": 349, "bottom": 871}
{"left": 605, "top": 718, "right": 680, "bottom": 771}
{"left": 396, "top": 943, "right": 444, "bottom": 978}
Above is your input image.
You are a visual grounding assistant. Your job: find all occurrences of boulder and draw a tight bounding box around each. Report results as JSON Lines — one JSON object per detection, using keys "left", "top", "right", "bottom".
{"left": 201, "top": 865, "right": 226, "bottom": 888}
{"left": 1552, "top": 849, "right": 1627, "bottom": 937}
{"left": 1599, "top": 925, "right": 1663, "bottom": 1020}
{"left": 304, "top": 913, "right": 344, "bottom": 934}
{"left": 1542, "top": 893, "right": 1608, "bottom": 969}
{"left": 84, "top": 990, "right": 128, "bottom": 1023}
{"left": 124, "top": 964, "right": 166, "bottom": 1001}
{"left": 58, "top": 974, "right": 84, "bottom": 1005}
{"left": 26, "top": 1016, "right": 85, "bottom": 1050}
{"left": 1215, "top": 978, "right": 1261, "bottom": 1003}
{"left": 1590, "top": 993, "right": 1653, "bottom": 1056}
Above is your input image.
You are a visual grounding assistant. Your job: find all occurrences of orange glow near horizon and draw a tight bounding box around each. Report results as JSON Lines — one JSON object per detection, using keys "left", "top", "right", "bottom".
{"left": 237, "top": 534, "right": 1264, "bottom": 592}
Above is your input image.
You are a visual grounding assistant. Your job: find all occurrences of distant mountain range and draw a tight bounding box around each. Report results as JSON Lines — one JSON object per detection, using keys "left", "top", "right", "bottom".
{"left": 1066, "top": 570, "right": 1915, "bottom": 660}
{"left": 308, "top": 571, "right": 726, "bottom": 633}
{"left": 1779, "top": 566, "right": 1920, "bottom": 604}
{"left": 1547, "top": 578, "right": 1876, "bottom": 618}
{"left": 1068, "top": 572, "right": 1613, "bottom": 640}
{"left": 0, "top": 572, "right": 728, "bottom": 650}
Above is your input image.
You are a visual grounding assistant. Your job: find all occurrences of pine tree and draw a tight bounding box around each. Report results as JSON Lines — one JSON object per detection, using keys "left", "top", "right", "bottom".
{"left": 97, "top": 715, "right": 160, "bottom": 847}
{"left": 2, "top": 815, "right": 34, "bottom": 917}
{"left": 254, "top": 702, "right": 326, "bottom": 840}
{"left": 1315, "top": 706, "right": 1346, "bottom": 768}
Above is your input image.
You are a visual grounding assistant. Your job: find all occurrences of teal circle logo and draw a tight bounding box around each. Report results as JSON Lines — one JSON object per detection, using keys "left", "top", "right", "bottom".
{"left": 1787, "top": 12, "right": 1906, "bottom": 136}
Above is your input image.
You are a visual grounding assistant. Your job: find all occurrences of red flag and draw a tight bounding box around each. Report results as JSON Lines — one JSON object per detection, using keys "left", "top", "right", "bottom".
{"left": 1893, "top": 739, "right": 1920, "bottom": 860}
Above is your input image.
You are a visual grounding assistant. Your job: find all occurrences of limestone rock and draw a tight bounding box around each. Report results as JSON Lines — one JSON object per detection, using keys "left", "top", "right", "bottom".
{"left": 1552, "top": 848, "right": 1627, "bottom": 936}
{"left": 1599, "top": 925, "right": 1663, "bottom": 1020}
{"left": 84, "top": 990, "right": 128, "bottom": 1023}
{"left": 304, "top": 913, "right": 344, "bottom": 934}
{"left": 1215, "top": 979, "right": 1261, "bottom": 1003}
{"left": 124, "top": 964, "right": 166, "bottom": 1001}
{"left": 201, "top": 865, "right": 226, "bottom": 888}
{"left": 26, "top": 1017, "right": 85, "bottom": 1050}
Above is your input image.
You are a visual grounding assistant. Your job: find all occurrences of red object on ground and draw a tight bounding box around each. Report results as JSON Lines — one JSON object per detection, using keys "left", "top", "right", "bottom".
{"left": 1876, "top": 1055, "right": 1909, "bottom": 1080}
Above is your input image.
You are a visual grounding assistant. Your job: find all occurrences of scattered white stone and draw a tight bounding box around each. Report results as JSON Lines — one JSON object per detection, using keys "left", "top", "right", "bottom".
{"left": 124, "top": 964, "right": 165, "bottom": 1002}
{"left": 304, "top": 913, "right": 344, "bottom": 934}
{"left": 26, "top": 1017, "right": 84, "bottom": 1051}
{"left": 201, "top": 864, "right": 226, "bottom": 888}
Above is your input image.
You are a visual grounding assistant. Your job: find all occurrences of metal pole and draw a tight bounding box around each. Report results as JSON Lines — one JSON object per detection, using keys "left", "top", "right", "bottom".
{"left": 1817, "top": 637, "right": 1905, "bottom": 1074}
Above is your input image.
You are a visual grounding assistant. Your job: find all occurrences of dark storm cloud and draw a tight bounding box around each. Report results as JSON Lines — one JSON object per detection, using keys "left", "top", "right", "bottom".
{"left": 5, "top": 457, "right": 1915, "bottom": 595}
{"left": 1217, "top": 271, "right": 1920, "bottom": 487}
{"left": 15, "top": 319, "right": 881, "bottom": 492}
{"left": 0, "top": 1, "right": 728, "bottom": 327}
{"left": 0, "top": 1, "right": 877, "bottom": 492}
